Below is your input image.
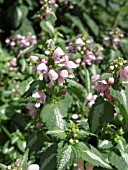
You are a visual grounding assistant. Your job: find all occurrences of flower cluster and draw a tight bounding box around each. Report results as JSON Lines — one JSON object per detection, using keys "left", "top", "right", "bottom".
{"left": 66, "top": 36, "right": 103, "bottom": 66}
{"left": 92, "top": 75, "right": 115, "bottom": 101}
{"left": 6, "top": 57, "right": 17, "bottom": 71}
{"left": 85, "top": 93, "right": 97, "bottom": 108}
{"left": 31, "top": 45, "right": 77, "bottom": 87}
{"left": 27, "top": 41, "right": 78, "bottom": 110}
{"left": 38, "top": 0, "right": 56, "bottom": 19}
{"left": 5, "top": 32, "right": 37, "bottom": 48}
{"left": 103, "top": 29, "right": 124, "bottom": 49}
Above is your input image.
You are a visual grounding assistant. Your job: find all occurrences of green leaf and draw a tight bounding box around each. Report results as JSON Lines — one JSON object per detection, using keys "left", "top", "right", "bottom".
{"left": 65, "top": 13, "right": 88, "bottom": 34}
{"left": 57, "top": 93, "right": 72, "bottom": 117}
{"left": 22, "top": 149, "right": 29, "bottom": 170}
{"left": 32, "top": 53, "right": 48, "bottom": 59}
{"left": 16, "top": 18, "right": 35, "bottom": 35}
{"left": 67, "top": 79, "right": 87, "bottom": 99}
{"left": 40, "top": 144, "right": 57, "bottom": 170}
{"left": 19, "top": 5, "right": 28, "bottom": 21}
{"left": 110, "top": 84, "right": 128, "bottom": 114}
{"left": 57, "top": 144, "right": 73, "bottom": 170}
{"left": 78, "top": 142, "right": 111, "bottom": 169}
{"left": 88, "top": 97, "right": 115, "bottom": 133}
{"left": 47, "top": 130, "right": 66, "bottom": 140}
{"left": 18, "top": 45, "right": 35, "bottom": 58}
{"left": 41, "top": 104, "right": 65, "bottom": 130}
{"left": 8, "top": 5, "right": 23, "bottom": 28}
{"left": 22, "top": 80, "right": 44, "bottom": 98}
{"left": 85, "top": 69, "right": 91, "bottom": 92}
{"left": 0, "top": 163, "right": 7, "bottom": 170}
{"left": 17, "top": 140, "right": 26, "bottom": 152}
{"left": 109, "top": 151, "right": 128, "bottom": 170}
{"left": 40, "top": 20, "right": 55, "bottom": 37}
{"left": 98, "top": 140, "right": 113, "bottom": 149}
{"left": 98, "top": 73, "right": 113, "bottom": 81}
{"left": 83, "top": 13, "right": 99, "bottom": 36}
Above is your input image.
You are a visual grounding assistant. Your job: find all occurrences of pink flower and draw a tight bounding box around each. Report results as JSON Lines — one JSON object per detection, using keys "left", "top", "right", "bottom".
{"left": 120, "top": 66, "right": 128, "bottom": 82}
{"left": 30, "top": 56, "right": 39, "bottom": 61}
{"left": 37, "top": 14, "right": 43, "bottom": 20}
{"left": 48, "top": 69, "right": 58, "bottom": 87}
{"left": 103, "top": 37, "right": 110, "bottom": 43}
{"left": 91, "top": 75, "right": 100, "bottom": 82}
{"left": 53, "top": 47, "right": 64, "bottom": 63}
{"left": 75, "top": 38, "right": 84, "bottom": 46}
{"left": 32, "top": 91, "right": 46, "bottom": 108}
{"left": 109, "top": 31, "right": 113, "bottom": 36}
{"left": 46, "top": 39, "right": 54, "bottom": 48}
{"left": 48, "top": 69, "right": 58, "bottom": 81}
{"left": 72, "top": 114, "right": 79, "bottom": 120}
{"left": 37, "top": 63, "right": 48, "bottom": 71}
{"left": 119, "top": 33, "right": 124, "bottom": 38}
{"left": 66, "top": 61, "right": 78, "bottom": 68}
{"left": 84, "top": 51, "right": 96, "bottom": 65}
{"left": 85, "top": 93, "right": 93, "bottom": 102}
{"left": 45, "top": 8, "right": 51, "bottom": 16}
{"left": 59, "top": 70, "right": 68, "bottom": 78}
{"left": 58, "top": 70, "right": 68, "bottom": 86}
{"left": 27, "top": 164, "right": 39, "bottom": 170}
{"left": 96, "top": 84, "right": 109, "bottom": 96}
{"left": 60, "top": 89, "right": 66, "bottom": 95}
{"left": 107, "top": 77, "right": 114, "bottom": 84}
{"left": 36, "top": 122, "right": 42, "bottom": 129}
{"left": 87, "top": 100, "right": 95, "bottom": 108}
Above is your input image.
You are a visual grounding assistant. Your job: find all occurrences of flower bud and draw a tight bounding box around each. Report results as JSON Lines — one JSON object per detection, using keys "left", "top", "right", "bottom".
{"left": 27, "top": 164, "right": 39, "bottom": 170}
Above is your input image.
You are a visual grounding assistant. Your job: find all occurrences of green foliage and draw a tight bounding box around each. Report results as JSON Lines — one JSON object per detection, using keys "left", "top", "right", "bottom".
{"left": 40, "top": 20, "right": 55, "bottom": 37}
{"left": 98, "top": 73, "right": 113, "bottom": 81}
{"left": 22, "top": 80, "right": 44, "bottom": 98}
{"left": 67, "top": 79, "right": 87, "bottom": 99}
{"left": 110, "top": 84, "right": 128, "bottom": 114}
{"left": 109, "top": 151, "right": 128, "bottom": 170}
{"left": 88, "top": 97, "right": 115, "bottom": 133}
{"left": 1, "top": 0, "right": 128, "bottom": 169}
{"left": 78, "top": 142, "right": 112, "bottom": 169}
{"left": 41, "top": 103, "right": 66, "bottom": 130}
{"left": 40, "top": 144, "right": 57, "bottom": 170}
{"left": 57, "top": 143, "right": 76, "bottom": 170}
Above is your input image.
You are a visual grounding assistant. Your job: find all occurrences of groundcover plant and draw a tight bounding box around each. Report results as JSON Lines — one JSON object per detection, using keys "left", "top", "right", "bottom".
{"left": 1, "top": 0, "right": 128, "bottom": 170}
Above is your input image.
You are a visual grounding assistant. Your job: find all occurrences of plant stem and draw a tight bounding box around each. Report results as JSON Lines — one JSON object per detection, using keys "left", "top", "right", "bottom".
{"left": 1, "top": 125, "right": 12, "bottom": 139}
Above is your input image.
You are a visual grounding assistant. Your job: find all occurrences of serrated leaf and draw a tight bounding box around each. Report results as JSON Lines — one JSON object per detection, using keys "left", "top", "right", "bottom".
{"left": 47, "top": 130, "right": 66, "bottom": 139}
{"left": 78, "top": 142, "right": 111, "bottom": 169}
{"left": 98, "top": 73, "right": 113, "bottom": 81}
{"left": 41, "top": 104, "right": 65, "bottom": 130}
{"left": 110, "top": 84, "right": 128, "bottom": 114}
{"left": 109, "top": 151, "right": 128, "bottom": 170}
{"left": 57, "top": 145, "right": 72, "bottom": 170}
{"left": 98, "top": 140, "right": 113, "bottom": 149}
{"left": 88, "top": 97, "right": 115, "bottom": 133}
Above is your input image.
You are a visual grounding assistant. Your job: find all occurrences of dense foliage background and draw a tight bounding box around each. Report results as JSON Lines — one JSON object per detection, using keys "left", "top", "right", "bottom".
{"left": 1, "top": 0, "right": 128, "bottom": 170}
